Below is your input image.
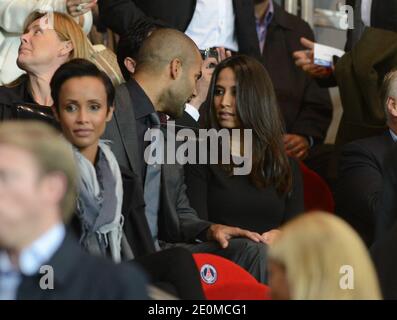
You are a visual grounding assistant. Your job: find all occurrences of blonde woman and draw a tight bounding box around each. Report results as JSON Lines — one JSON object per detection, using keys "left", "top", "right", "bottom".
{"left": 0, "top": 0, "right": 95, "bottom": 85}
{"left": 0, "top": 11, "right": 90, "bottom": 109}
{"left": 268, "top": 212, "right": 382, "bottom": 300}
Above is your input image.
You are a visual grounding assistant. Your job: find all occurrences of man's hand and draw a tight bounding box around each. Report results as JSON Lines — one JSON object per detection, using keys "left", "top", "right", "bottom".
{"left": 207, "top": 224, "right": 267, "bottom": 249}
{"left": 189, "top": 56, "right": 218, "bottom": 110}
{"left": 190, "top": 47, "right": 233, "bottom": 110}
{"left": 66, "top": 0, "right": 97, "bottom": 17}
{"left": 284, "top": 134, "right": 310, "bottom": 160}
{"left": 189, "top": 47, "right": 232, "bottom": 110}
{"left": 216, "top": 47, "right": 232, "bottom": 62}
{"left": 293, "top": 37, "right": 333, "bottom": 79}
{"left": 262, "top": 229, "right": 281, "bottom": 246}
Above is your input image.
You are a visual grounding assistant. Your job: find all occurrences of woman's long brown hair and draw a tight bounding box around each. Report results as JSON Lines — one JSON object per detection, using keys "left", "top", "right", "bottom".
{"left": 205, "top": 55, "right": 292, "bottom": 195}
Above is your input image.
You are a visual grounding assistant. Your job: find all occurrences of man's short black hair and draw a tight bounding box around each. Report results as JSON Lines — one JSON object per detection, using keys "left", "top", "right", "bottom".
{"left": 50, "top": 59, "right": 115, "bottom": 112}
{"left": 117, "top": 17, "right": 166, "bottom": 81}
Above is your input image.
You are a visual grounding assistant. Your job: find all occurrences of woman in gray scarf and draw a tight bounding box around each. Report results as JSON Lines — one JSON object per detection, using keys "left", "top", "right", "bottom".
{"left": 50, "top": 58, "right": 127, "bottom": 263}
{"left": 50, "top": 58, "right": 206, "bottom": 300}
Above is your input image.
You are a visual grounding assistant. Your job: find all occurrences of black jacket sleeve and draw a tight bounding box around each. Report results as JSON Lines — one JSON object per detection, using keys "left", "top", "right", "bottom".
{"left": 335, "top": 141, "right": 382, "bottom": 245}
{"left": 375, "top": 145, "right": 397, "bottom": 241}
{"left": 98, "top": 0, "right": 146, "bottom": 35}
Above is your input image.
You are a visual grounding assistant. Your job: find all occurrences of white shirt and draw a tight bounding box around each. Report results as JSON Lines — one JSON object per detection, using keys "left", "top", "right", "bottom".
{"left": 0, "top": 223, "right": 65, "bottom": 300}
{"left": 361, "top": 0, "right": 373, "bottom": 27}
{"left": 184, "top": 103, "right": 200, "bottom": 122}
{"left": 185, "top": 0, "right": 238, "bottom": 51}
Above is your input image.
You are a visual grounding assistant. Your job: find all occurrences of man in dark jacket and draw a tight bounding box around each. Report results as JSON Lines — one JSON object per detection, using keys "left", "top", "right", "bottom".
{"left": 336, "top": 69, "right": 397, "bottom": 246}
{"left": 253, "top": 0, "right": 332, "bottom": 162}
{"left": 104, "top": 28, "right": 269, "bottom": 284}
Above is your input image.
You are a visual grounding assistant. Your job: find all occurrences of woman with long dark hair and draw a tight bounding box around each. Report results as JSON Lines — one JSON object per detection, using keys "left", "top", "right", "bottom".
{"left": 186, "top": 55, "right": 304, "bottom": 244}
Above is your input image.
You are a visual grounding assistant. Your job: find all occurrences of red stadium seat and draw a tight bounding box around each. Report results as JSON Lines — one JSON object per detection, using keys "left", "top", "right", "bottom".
{"left": 193, "top": 253, "right": 271, "bottom": 300}
{"left": 300, "top": 162, "right": 335, "bottom": 213}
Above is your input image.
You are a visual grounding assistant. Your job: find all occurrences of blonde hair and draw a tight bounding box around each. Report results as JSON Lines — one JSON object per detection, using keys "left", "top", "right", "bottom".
{"left": 0, "top": 121, "right": 77, "bottom": 223}
{"left": 268, "top": 212, "right": 382, "bottom": 300}
{"left": 23, "top": 11, "right": 90, "bottom": 60}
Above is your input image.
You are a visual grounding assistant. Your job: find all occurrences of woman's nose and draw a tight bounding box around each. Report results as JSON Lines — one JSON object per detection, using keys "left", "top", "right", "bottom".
{"left": 77, "top": 110, "right": 89, "bottom": 123}
{"left": 20, "top": 33, "right": 29, "bottom": 44}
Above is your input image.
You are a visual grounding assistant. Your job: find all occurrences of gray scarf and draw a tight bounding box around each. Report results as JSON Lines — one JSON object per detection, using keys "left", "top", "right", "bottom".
{"left": 74, "top": 141, "right": 124, "bottom": 263}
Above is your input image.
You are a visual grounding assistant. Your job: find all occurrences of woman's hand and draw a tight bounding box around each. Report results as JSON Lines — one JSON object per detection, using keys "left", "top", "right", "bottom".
{"left": 66, "top": 0, "right": 97, "bottom": 17}
{"left": 262, "top": 229, "right": 281, "bottom": 245}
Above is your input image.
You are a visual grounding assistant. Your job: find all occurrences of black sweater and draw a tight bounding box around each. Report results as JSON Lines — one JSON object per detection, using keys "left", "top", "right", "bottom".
{"left": 185, "top": 159, "right": 304, "bottom": 234}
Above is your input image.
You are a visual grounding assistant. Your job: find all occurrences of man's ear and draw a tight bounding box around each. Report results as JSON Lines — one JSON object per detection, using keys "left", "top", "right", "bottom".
{"left": 124, "top": 57, "right": 136, "bottom": 75}
{"left": 106, "top": 106, "right": 114, "bottom": 122}
{"left": 387, "top": 97, "right": 397, "bottom": 118}
{"left": 170, "top": 58, "right": 182, "bottom": 80}
{"left": 59, "top": 40, "right": 73, "bottom": 58}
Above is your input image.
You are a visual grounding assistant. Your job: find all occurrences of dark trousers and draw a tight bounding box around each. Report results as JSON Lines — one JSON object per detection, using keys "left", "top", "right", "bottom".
{"left": 182, "top": 238, "right": 268, "bottom": 284}
{"left": 134, "top": 247, "right": 205, "bottom": 300}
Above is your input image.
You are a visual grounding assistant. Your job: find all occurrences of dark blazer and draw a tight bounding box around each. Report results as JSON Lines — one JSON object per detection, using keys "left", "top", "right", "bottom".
{"left": 103, "top": 82, "right": 211, "bottom": 244}
{"left": 98, "top": 0, "right": 260, "bottom": 58}
{"left": 175, "top": 111, "right": 200, "bottom": 131}
{"left": 371, "top": 220, "right": 397, "bottom": 300}
{"left": 259, "top": 4, "right": 332, "bottom": 144}
{"left": 335, "top": 131, "right": 394, "bottom": 246}
{"left": 375, "top": 144, "right": 397, "bottom": 240}
{"left": 16, "top": 232, "right": 149, "bottom": 300}
{"left": 120, "top": 166, "right": 157, "bottom": 257}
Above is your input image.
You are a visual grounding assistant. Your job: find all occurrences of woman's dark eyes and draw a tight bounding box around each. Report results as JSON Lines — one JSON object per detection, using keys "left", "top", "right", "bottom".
{"left": 215, "top": 88, "right": 236, "bottom": 96}
{"left": 214, "top": 88, "right": 224, "bottom": 96}
{"left": 65, "top": 105, "right": 78, "bottom": 112}
{"left": 64, "top": 105, "right": 101, "bottom": 112}
{"left": 89, "top": 104, "right": 101, "bottom": 111}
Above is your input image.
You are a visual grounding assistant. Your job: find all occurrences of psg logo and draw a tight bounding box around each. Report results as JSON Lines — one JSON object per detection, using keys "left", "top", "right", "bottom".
{"left": 200, "top": 264, "right": 217, "bottom": 285}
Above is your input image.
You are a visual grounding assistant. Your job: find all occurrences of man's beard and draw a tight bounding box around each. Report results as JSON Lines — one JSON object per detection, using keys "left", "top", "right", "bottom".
{"left": 160, "top": 87, "right": 188, "bottom": 119}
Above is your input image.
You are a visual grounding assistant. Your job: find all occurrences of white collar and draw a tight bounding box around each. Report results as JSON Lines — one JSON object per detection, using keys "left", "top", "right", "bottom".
{"left": 0, "top": 223, "right": 65, "bottom": 276}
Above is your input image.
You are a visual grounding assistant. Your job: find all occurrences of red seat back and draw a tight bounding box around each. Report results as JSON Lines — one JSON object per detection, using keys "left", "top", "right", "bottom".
{"left": 300, "top": 163, "right": 335, "bottom": 213}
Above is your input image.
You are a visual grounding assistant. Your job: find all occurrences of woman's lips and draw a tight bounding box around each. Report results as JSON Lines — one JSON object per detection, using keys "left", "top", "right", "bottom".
{"left": 18, "top": 48, "right": 31, "bottom": 54}
{"left": 218, "top": 112, "right": 235, "bottom": 120}
{"left": 73, "top": 129, "right": 93, "bottom": 137}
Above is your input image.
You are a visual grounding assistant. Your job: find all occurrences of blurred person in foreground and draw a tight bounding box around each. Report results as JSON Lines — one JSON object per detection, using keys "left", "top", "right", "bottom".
{"left": 0, "top": 121, "right": 148, "bottom": 300}
{"left": 268, "top": 212, "right": 381, "bottom": 300}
